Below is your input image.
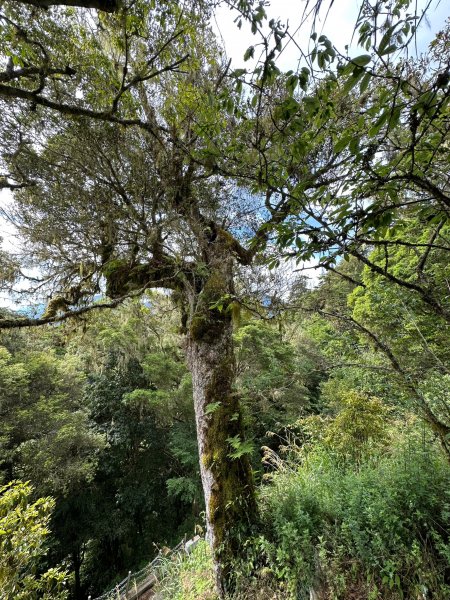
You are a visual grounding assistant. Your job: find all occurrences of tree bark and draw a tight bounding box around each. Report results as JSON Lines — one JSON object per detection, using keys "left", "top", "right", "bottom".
{"left": 186, "top": 246, "right": 258, "bottom": 597}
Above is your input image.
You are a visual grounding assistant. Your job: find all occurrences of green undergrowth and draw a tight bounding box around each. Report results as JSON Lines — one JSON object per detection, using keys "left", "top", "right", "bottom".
{"left": 236, "top": 425, "right": 450, "bottom": 599}
{"left": 154, "top": 426, "right": 450, "bottom": 600}
{"left": 153, "top": 540, "right": 218, "bottom": 600}
{"left": 152, "top": 540, "right": 290, "bottom": 600}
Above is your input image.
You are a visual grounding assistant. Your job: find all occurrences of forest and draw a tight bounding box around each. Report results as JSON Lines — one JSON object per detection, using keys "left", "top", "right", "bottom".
{"left": 0, "top": 0, "right": 449, "bottom": 598}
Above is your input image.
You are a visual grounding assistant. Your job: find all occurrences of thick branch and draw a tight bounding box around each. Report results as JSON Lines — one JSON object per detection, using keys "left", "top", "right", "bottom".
{"left": 0, "top": 296, "right": 126, "bottom": 330}
{"left": 0, "top": 83, "right": 165, "bottom": 141}
{"left": 217, "top": 229, "right": 253, "bottom": 266}
{"left": 102, "top": 253, "right": 189, "bottom": 299}
{"left": 0, "top": 179, "right": 32, "bottom": 190}
{"left": 9, "top": 0, "right": 118, "bottom": 12}
{"left": 0, "top": 66, "right": 76, "bottom": 83}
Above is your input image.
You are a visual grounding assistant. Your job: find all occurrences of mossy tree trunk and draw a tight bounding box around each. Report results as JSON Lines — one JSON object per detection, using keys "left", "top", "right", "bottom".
{"left": 186, "top": 245, "right": 258, "bottom": 597}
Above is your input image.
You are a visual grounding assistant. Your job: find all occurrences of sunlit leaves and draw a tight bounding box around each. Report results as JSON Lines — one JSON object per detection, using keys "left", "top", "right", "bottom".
{"left": 0, "top": 481, "right": 68, "bottom": 599}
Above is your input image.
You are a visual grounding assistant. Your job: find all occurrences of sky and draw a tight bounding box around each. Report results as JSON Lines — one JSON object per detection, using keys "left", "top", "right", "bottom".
{"left": 0, "top": 189, "right": 15, "bottom": 250}
{"left": 212, "top": 0, "right": 448, "bottom": 71}
{"left": 0, "top": 0, "right": 448, "bottom": 304}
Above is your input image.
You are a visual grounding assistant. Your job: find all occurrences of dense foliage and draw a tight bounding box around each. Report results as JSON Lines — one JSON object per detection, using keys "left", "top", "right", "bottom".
{"left": 0, "top": 0, "right": 448, "bottom": 598}
{"left": 0, "top": 481, "right": 67, "bottom": 600}
{"left": 255, "top": 422, "right": 450, "bottom": 598}
{"left": 0, "top": 297, "right": 201, "bottom": 597}
{"left": 1, "top": 263, "right": 449, "bottom": 598}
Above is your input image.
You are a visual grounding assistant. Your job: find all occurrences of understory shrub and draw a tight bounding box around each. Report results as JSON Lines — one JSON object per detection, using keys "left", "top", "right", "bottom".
{"left": 149, "top": 429, "right": 450, "bottom": 600}
{"left": 249, "top": 433, "right": 450, "bottom": 599}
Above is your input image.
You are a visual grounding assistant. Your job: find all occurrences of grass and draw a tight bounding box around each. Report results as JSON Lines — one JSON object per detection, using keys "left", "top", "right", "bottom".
{"left": 151, "top": 539, "right": 296, "bottom": 600}
{"left": 153, "top": 540, "right": 218, "bottom": 600}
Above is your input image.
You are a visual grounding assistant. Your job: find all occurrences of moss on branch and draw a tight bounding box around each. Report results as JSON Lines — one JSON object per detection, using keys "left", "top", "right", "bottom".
{"left": 102, "top": 258, "right": 179, "bottom": 298}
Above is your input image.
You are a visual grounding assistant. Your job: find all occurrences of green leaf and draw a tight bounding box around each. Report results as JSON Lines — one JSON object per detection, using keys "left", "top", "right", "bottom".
{"left": 343, "top": 71, "right": 364, "bottom": 94}
{"left": 244, "top": 46, "right": 255, "bottom": 61}
{"left": 359, "top": 72, "right": 371, "bottom": 94}
{"left": 351, "top": 54, "right": 371, "bottom": 67}
{"left": 368, "top": 109, "right": 390, "bottom": 137}
{"left": 334, "top": 137, "right": 350, "bottom": 153}
{"left": 286, "top": 74, "right": 299, "bottom": 92}
{"left": 349, "top": 137, "right": 360, "bottom": 155}
{"left": 303, "top": 96, "right": 318, "bottom": 110}
{"left": 377, "top": 26, "right": 395, "bottom": 55}
{"left": 380, "top": 44, "right": 397, "bottom": 56}
{"left": 390, "top": 106, "right": 402, "bottom": 128}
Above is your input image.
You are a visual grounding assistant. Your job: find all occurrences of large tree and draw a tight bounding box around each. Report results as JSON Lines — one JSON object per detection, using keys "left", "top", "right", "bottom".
{"left": 0, "top": 0, "right": 448, "bottom": 593}
{"left": 0, "top": 1, "right": 266, "bottom": 594}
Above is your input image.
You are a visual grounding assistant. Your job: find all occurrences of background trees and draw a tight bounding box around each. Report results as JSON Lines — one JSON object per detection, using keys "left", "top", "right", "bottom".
{"left": 0, "top": 298, "right": 206, "bottom": 598}
{"left": 2, "top": 275, "right": 449, "bottom": 599}
{"left": 0, "top": 0, "right": 449, "bottom": 597}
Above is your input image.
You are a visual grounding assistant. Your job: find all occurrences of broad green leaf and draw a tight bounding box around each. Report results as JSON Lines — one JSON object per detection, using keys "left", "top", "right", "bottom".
{"left": 381, "top": 44, "right": 397, "bottom": 55}
{"left": 351, "top": 54, "right": 371, "bottom": 67}
{"left": 334, "top": 137, "right": 350, "bottom": 153}
{"left": 360, "top": 72, "right": 372, "bottom": 94}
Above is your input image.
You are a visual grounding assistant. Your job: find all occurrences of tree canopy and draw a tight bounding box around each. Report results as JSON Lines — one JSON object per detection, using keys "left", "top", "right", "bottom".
{"left": 0, "top": 0, "right": 449, "bottom": 596}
